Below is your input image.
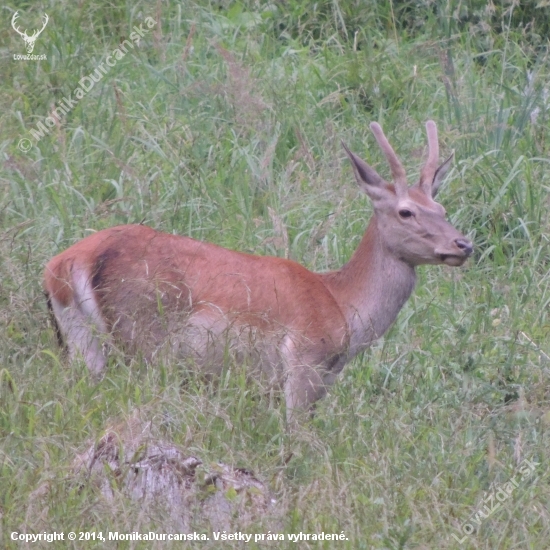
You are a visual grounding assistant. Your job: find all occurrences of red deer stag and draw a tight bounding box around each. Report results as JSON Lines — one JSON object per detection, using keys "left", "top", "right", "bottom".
{"left": 44, "top": 121, "right": 472, "bottom": 418}
{"left": 11, "top": 12, "right": 49, "bottom": 54}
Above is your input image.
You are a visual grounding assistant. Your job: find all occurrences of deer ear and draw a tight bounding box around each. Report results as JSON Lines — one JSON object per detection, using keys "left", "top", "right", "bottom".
{"left": 341, "top": 142, "right": 389, "bottom": 200}
{"left": 431, "top": 152, "right": 454, "bottom": 197}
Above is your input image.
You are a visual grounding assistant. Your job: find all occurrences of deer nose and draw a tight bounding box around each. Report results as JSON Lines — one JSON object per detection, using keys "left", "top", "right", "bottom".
{"left": 455, "top": 238, "right": 473, "bottom": 256}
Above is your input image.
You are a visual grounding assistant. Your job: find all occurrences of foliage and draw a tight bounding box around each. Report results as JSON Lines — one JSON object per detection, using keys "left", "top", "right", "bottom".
{"left": 1, "top": 0, "right": 549, "bottom": 548}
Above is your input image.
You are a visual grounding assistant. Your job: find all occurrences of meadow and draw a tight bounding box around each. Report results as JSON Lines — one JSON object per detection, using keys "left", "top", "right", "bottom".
{"left": 1, "top": 0, "right": 550, "bottom": 548}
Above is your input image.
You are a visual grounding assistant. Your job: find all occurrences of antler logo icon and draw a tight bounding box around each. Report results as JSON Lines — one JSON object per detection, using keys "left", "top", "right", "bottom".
{"left": 12, "top": 12, "right": 49, "bottom": 54}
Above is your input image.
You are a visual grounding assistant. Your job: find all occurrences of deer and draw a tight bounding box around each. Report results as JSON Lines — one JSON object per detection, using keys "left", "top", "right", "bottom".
{"left": 12, "top": 12, "right": 49, "bottom": 54}
{"left": 43, "top": 121, "right": 472, "bottom": 420}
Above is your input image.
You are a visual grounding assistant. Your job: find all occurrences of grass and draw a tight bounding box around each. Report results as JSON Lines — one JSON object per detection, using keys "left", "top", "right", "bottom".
{"left": 1, "top": 0, "right": 550, "bottom": 548}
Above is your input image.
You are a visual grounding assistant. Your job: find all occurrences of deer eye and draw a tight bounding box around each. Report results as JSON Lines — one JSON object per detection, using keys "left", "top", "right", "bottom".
{"left": 398, "top": 209, "right": 413, "bottom": 219}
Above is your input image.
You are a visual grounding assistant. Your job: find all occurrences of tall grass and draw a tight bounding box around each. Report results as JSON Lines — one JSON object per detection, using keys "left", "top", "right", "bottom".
{"left": 1, "top": 0, "right": 549, "bottom": 548}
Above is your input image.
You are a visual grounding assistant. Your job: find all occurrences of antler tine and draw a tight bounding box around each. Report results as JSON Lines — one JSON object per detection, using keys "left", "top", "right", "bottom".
{"left": 369, "top": 122, "right": 408, "bottom": 196}
{"left": 39, "top": 14, "right": 49, "bottom": 33}
{"left": 419, "top": 120, "right": 439, "bottom": 192}
{"left": 11, "top": 12, "right": 25, "bottom": 37}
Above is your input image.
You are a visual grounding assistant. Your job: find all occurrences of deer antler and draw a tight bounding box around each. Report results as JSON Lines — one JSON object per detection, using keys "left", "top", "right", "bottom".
{"left": 11, "top": 12, "right": 26, "bottom": 38}
{"left": 35, "top": 13, "right": 49, "bottom": 38}
{"left": 419, "top": 120, "right": 439, "bottom": 193}
{"left": 369, "top": 122, "right": 408, "bottom": 197}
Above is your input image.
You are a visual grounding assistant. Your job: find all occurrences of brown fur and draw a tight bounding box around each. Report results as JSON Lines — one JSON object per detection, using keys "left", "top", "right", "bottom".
{"left": 43, "top": 121, "right": 472, "bottom": 419}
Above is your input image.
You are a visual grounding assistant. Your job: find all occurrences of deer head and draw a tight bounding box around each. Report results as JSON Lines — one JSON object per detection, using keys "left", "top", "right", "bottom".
{"left": 12, "top": 12, "right": 49, "bottom": 54}
{"left": 342, "top": 121, "right": 472, "bottom": 267}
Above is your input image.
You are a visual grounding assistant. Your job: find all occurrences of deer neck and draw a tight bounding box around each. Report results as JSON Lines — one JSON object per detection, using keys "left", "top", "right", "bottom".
{"left": 320, "top": 218, "right": 416, "bottom": 357}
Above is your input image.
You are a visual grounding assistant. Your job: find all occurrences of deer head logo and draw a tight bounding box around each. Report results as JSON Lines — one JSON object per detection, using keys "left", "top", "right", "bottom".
{"left": 12, "top": 12, "right": 49, "bottom": 54}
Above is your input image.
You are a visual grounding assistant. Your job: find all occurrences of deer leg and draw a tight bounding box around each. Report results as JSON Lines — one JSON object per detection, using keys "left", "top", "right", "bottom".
{"left": 49, "top": 266, "right": 109, "bottom": 377}
{"left": 281, "top": 337, "right": 328, "bottom": 423}
{"left": 284, "top": 363, "right": 327, "bottom": 423}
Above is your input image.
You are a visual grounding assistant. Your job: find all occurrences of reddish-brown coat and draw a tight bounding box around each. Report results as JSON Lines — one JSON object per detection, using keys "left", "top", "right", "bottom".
{"left": 43, "top": 121, "right": 473, "bottom": 418}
